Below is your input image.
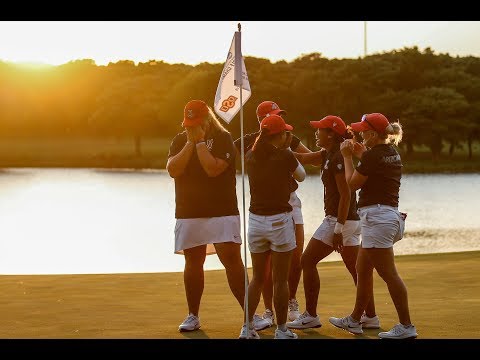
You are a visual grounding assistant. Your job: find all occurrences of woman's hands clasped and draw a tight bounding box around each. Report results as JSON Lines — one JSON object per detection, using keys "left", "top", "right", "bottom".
{"left": 186, "top": 126, "right": 206, "bottom": 144}
{"left": 340, "top": 139, "right": 366, "bottom": 159}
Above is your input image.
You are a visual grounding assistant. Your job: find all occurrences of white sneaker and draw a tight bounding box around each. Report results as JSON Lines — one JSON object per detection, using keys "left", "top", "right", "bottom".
{"left": 287, "top": 311, "right": 322, "bottom": 329}
{"left": 178, "top": 314, "right": 200, "bottom": 332}
{"left": 253, "top": 314, "right": 270, "bottom": 331}
{"left": 329, "top": 315, "right": 363, "bottom": 335}
{"left": 262, "top": 309, "right": 275, "bottom": 326}
{"left": 274, "top": 328, "right": 298, "bottom": 339}
{"left": 288, "top": 299, "right": 301, "bottom": 321}
{"left": 238, "top": 324, "right": 260, "bottom": 339}
{"left": 378, "top": 323, "right": 418, "bottom": 339}
{"left": 360, "top": 312, "right": 380, "bottom": 329}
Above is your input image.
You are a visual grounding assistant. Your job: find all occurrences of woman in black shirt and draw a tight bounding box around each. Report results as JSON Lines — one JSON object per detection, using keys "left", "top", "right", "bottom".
{"left": 167, "top": 100, "right": 245, "bottom": 334}
{"left": 288, "top": 115, "right": 377, "bottom": 330}
{"left": 234, "top": 100, "right": 311, "bottom": 329}
{"left": 329, "top": 113, "right": 417, "bottom": 339}
{"left": 239, "top": 114, "right": 306, "bottom": 339}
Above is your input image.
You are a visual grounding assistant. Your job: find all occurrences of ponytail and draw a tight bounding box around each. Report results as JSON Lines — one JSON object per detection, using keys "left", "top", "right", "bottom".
{"left": 252, "top": 128, "right": 269, "bottom": 152}
{"left": 251, "top": 128, "right": 272, "bottom": 160}
{"left": 384, "top": 121, "right": 403, "bottom": 146}
{"left": 329, "top": 128, "right": 354, "bottom": 144}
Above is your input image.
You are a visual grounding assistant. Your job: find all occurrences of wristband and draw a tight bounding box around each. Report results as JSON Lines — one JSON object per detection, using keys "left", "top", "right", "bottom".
{"left": 196, "top": 140, "right": 206, "bottom": 145}
{"left": 334, "top": 222, "right": 344, "bottom": 234}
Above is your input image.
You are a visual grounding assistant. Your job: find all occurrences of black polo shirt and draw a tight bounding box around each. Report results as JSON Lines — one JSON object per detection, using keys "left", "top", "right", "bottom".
{"left": 321, "top": 146, "right": 359, "bottom": 220}
{"left": 356, "top": 144, "right": 402, "bottom": 208}
{"left": 168, "top": 129, "right": 239, "bottom": 219}
{"left": 246, "top": 144, "right": 299, "bottom": 215}
{"left": 235, "top": 131, "right": 301, "bottom": 193}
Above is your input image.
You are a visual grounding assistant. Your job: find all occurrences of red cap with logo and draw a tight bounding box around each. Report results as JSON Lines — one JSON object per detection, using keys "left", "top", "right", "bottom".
{"left": 350, "top": 113, "right": 390, "bottom": 134}
{"left": 182, "top": 100, "right": 209, "bottom": 127}
{"left": 260, "top": 114, "right": 293, "bottom": 135}
{"left": 310, "top": 115, "right": 347, "bottom": 136}
{"left": 256, "top": 101, "right": 287, "bottom": 120}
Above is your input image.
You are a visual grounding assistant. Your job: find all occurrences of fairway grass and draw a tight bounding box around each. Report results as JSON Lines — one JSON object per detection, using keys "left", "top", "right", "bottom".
{"left": 0, "top": 251, "right": 479, "bottom": 339}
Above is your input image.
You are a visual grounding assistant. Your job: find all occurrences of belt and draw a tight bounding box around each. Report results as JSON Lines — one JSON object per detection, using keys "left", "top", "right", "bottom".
{"left": 358, "top": 204, "right": 398, "bottom": 210}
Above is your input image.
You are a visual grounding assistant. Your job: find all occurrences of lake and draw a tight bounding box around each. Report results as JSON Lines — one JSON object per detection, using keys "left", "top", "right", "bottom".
{"left": 0, "top": 168, "right": 479, "bottom": 274}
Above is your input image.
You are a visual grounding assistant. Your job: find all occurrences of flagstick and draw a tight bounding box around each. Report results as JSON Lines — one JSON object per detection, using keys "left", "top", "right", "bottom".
{"left": 215, "top": 23, "right": 251, "bottom": 338}
{"left": 236, "top": 22, "right": 250, "bottom": 339}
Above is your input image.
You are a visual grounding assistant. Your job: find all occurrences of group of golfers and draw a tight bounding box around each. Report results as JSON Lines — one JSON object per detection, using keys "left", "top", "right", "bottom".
{"left": 166, "top": 99, "right": 417, "bottom": 340}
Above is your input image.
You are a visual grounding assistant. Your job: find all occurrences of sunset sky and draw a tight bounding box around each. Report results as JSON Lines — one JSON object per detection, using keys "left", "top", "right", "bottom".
{"left": 0, "top": 21, "right": 479, "bottom": 66}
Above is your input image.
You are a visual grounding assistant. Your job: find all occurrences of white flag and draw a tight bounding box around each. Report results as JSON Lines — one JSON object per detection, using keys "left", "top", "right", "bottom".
{"left": 214, "top": 32, "right": 251, "bottom": 124}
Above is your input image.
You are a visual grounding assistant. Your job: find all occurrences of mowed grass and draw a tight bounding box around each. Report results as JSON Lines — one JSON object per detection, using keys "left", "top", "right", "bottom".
{"left": 0, "top": 136, "right": 172, "bottom": 168}
{"left": 1, "top": 251, "right": 479, "bottom": 339}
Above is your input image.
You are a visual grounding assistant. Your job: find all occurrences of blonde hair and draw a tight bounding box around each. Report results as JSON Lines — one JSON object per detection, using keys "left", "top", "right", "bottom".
{"left": 381, "top": 121, "right": 403, "bottom": 146}
{"left": 206, "top": 106, "right": 228, "bottom": 133}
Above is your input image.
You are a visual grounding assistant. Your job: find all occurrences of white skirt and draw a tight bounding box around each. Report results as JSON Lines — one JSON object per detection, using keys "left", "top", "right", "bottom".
{"left": 174, "top": 215, "right": 241, "bottom": 255}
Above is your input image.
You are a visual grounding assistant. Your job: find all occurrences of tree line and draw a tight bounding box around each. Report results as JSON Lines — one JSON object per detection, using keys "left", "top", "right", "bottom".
{"left": 1, "top": 46, "right": 479, "bottom": 160}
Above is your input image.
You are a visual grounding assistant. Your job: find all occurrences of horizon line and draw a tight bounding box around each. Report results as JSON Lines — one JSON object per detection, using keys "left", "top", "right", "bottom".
{"left": 0, "top": 45, "right": 473, "bottom": 68}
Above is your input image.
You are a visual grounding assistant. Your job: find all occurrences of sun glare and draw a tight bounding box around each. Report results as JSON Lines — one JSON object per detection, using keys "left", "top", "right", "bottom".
{"left": 0, "top": 21, "right": 479, "bottom": 67}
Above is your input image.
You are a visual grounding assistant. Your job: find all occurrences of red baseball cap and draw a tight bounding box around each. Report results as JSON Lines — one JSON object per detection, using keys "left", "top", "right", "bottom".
{"left": 256, "top": 101, "right": 287, "bottom": 120}
{"left": 260, "top": 114, "right": 293, "bottom": 135}
{"left": 182, "top": 100, "right": 209, "bottom": 127}
{"left": 310, "top": 115, "right": 347, "bottom": 136}
{"left": 350, "top": 113, "right": 390, "bottom": 134}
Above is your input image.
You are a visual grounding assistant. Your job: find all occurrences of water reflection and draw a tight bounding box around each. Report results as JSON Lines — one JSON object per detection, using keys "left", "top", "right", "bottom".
{"left": 0, "top": 169, "right": 479, "bottom": 275}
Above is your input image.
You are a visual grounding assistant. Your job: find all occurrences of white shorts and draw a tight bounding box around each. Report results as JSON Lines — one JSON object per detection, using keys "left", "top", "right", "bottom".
{"left": 248, "top": 211, "right": 297, "bottom": 253}
{"left": 358, "top": 205, "right": 405, "bottom": 249}
{"left": 174, "top": 215, "right": 241, "bottom": 255}
{"left": 312, "top": 215, "right": 361, "bottom": 247}
{"left": 289, "top": 192, "right": 304, "bottom": 225}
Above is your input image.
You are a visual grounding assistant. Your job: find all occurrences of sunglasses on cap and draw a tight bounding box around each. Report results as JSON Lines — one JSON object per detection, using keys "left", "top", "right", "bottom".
{"left": 361, "top": 114, "right": 378, "bottom": 133}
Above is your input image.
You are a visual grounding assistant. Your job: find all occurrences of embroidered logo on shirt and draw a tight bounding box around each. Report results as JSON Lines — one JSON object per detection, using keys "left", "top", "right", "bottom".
{"left": 382, "top": 154, "right": 401, "bottom": 163}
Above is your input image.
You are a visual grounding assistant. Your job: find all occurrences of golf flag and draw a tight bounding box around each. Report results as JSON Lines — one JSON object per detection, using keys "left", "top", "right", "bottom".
{"left": 214, "top": 31, "right": 251, "bottom": 123}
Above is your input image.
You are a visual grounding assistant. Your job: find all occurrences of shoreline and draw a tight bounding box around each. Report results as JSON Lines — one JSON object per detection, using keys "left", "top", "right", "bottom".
{"left": 2, "top": 165, "right": 480, "bottom": 174}
{"left": 2, "top": 249, "right": 479, "bottom": 276}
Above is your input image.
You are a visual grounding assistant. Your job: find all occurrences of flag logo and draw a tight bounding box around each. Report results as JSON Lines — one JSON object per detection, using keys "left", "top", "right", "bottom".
{"left": 214, "top": 31, "right": 251, "bottom": 123}
{"left": 220, "top": 96, "right": 238, "bottom": 112}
